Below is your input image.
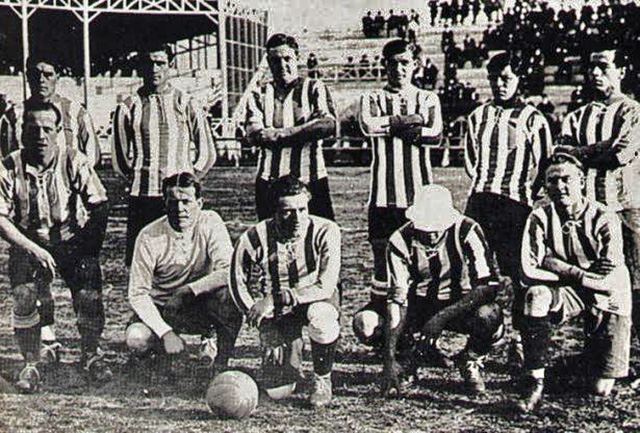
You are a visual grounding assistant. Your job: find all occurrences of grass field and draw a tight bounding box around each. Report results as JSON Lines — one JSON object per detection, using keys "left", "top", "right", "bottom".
{"left": 0, "top": 166, "right": 639, "bottom": 432}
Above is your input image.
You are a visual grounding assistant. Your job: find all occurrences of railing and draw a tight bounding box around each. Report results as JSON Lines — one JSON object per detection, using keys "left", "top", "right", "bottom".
{"left": 300, "top": 64, "right": 387, "bottom": 84}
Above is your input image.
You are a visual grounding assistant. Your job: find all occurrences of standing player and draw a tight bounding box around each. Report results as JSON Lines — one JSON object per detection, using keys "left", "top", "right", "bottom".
{"left": 0, "top": 54, "right": 101, "bottom": 166}
{"left": 463, "top": 52, "right": 552, "bottom": 359}
{"left": 354, "top": 185, "right": 504, "bottom": 395}
{"left": 517, "top": 152, "right": 631, "bottom": 412}
{"left": 230, "top": 176, "right": 341, "bottom": 408}
{"left": 356, "top": 39, "right": 443, "bottom": 327}
{"left": 0, "top": 102, "right": 111, "bottom": 392}
{"left": 111, "top": 43, "right": 217, "bottom": 266}
{"left": 125, "top": 173, "right": 242, "bottom": 370}
{"left": 245, "top": 33, "right": 338, "bottom": 221}
{"left": 556, "top": 47, "right": 640, "bottom": 338}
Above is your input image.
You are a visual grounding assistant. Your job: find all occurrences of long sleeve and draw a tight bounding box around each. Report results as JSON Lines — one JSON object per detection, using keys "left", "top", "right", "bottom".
{"left": 418, "top": 91, "right": 443, "bottom": 144}
{"left": 128, "top": 235, "right": 172, "bottom": 338}
{"left": 463, "top": 114, "right": 478, "bottom": 178}
{"left": 75, "top": 105, "right": 101, "bottom": 168}
{"left": 530, "top": 112, "right": 553, "bottom": 198}
{"left": 359, "top": 92, "right": 392, "bottom": 136}
{"left": 0, "top": 108, "right": 18, "bottom": 158}
{"left": 292, "top": 222, "right": 341, "bottom": 304}
{"left": 521, "top": 212, "right": 561, "bottom": 284}
{"left": 110, "top": 102, "right": 134, "bottom": 180}
{"left": 188, "top": 214, "right": 234, "bottom": 296}
{"left": 461, "top": 222, "right": 495, "bottom": 286}
{"left": 595, "top": 211, "right": 626, "bottom": 266}
{"left": 188, "top": 97, "right": 216, "bottom": 178}
{"left": 245, "top": 89, "right": 266, "bottom": 146}
{"left": 229, "top": 231, "right": 258, "bottom": 314}
{"left": 387, "top": 232, "right": 412, "bottom": 306}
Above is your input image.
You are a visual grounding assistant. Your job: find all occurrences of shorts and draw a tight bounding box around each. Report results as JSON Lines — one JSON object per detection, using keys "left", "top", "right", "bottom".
{"left": 548, "top": 285, "right": 631, "bottom": 379}
{"left": 368, "top": 206, "right": 408, "bottom": 243}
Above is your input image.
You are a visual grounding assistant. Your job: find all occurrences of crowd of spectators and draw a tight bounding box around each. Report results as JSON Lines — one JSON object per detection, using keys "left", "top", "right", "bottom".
{"left": 361, "top": 10, "right": 421, "bottom": 40}
{"left": 427, "top": 0, "right": 502, "bottom": 26}
{"left": 441, "top": 26, "right": 489, "bottom": 70}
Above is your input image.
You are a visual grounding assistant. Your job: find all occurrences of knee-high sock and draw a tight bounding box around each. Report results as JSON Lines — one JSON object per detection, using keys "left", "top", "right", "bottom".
{"left": 13, "top": 310, "right": 42, "bottom": 363}
{"left": 521, "top": 316, "right": 551, "bottom": 371}
{"left": 311, "top": 340, "right": 337, "bottom": 376}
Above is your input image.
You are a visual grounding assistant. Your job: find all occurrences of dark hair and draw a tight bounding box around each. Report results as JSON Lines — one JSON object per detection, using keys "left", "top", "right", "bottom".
{"left": 23, "top": 101, "right": 62, "bottom": 127}
{"left": 139, "top": 43, "right": 175, "bottom": 63}
{"left": 382, "top": 39, "right": 418, "bottom": 60}
{"left": 547, "top": 150, "right": 585, "bottom": 173}
{"left": 487, "top": 52, "right": 521, "bottom": 76}
{"left": 266, "top": 33, "right": 299, "bottom": 55}
{"left": 162, "top": 172, "right": 202, "bottom": 199}
{"left": 272, "top": 175, "right": 310, "bottom": 201}
{"left": 590, "top": 48, "right": 628, "bottom": 69}
{"left": 26, "top": 54, "right": 60, "bottom": 74}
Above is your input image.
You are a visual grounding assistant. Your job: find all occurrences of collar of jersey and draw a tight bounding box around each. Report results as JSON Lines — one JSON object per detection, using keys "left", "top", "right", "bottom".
{"left": 23, "top": 148, "right": 60, "bottom": 178}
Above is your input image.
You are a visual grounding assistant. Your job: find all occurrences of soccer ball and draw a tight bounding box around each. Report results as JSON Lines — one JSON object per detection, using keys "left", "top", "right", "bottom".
{"left": 206, "top": 370, "right": 259, "bottom": 419}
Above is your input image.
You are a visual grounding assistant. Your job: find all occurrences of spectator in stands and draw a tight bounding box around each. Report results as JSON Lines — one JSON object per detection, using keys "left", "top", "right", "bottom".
{"left": 245, "top": 33, "right": 337, "bottom": 221}
{"left": 419, "top": 57, "right": 439, "bottom": 90}
{"left": 407, "top": 15, "right": 419, "bottom": 45}
{"left": 307, "top": 52, "right": 319, "bottom": 79}
{"left": 463, "top": 34, "right": 478, "bottom": 68}
{"left": 362, "top": 11, "right": 374, "bottom": 38}
{"left": 373, "top": 55, "right": 383, "bottom": 79}
{"left": 428, "top": 0, "right": 438, "bottom": 26}
{"left": 359, "top": 54, "right": 371, "bottom": 79}
{"left": 398, "top": 10, "right": 409, "bottom": 39}
{"left": 0, "top": 54, "right": 100, "bottom": 166}
{"left": 374, "top": 11, "right": 386, "bottom": 37}
{"left": 537, "top": 93, "right": 557, "bottom": 132}
{"left": 344, "top": 56, "right": 357, "bottom": 80}
{"left": 110, "top": 43, "right": 217, "bottom": 267}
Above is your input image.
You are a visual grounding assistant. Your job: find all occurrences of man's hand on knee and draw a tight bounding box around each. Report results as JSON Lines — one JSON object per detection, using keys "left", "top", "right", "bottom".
{"left": 161, "top": 330, "right": 185, "bottom": 355}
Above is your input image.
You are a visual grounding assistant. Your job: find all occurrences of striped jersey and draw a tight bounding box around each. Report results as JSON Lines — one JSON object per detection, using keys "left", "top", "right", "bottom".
{"left": 111, "top": 84, "right": 216, "bottom": 197}
{"left": 129, "top": 210, "right": 233, "bottom": 337}
{"left": 464, "top": 99, "right": 552, "bottom": 206}
{"left": 561, "top": 96, "right": 640, "bottom": 211}
{"left": 359, "top": 85, "right": 442, "bottom": 208}
{"left": 245, "top": 77, "right": 337, "bottom": 183}
{"left": 0, "top": 94, "right": 101, "bottom": 167}
{"left": 387, "top": 217, "right": 496, "bottom": 306}
{"left": 522, "top": 200, "right": 631, "bottom": 315}
{"left": 229, "top": 215, "right": 341, "bottom": 314}
{"left": 0, "top": 148, "right": 107, "bottom": 246}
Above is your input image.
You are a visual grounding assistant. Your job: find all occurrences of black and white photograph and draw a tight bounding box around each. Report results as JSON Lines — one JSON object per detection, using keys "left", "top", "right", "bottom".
{"left": 0, "top": 0, "right": 639, "bottom": 431}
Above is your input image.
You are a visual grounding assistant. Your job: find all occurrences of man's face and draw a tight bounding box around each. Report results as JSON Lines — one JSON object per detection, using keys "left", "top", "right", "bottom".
{"left": 27, "top": 62, "right": 58, "bottom": 101}
{"left": 139, "top": 51, "right": 170, "bottom": 90}
{"left": 275, "top": 192, "right": 309, "bottom": 240}
{"left": 164, "top": 185, "right": 202, "bottom": 232}
{"left": 588, "top": 50, "right": 624, "bottom": 99}
{"left": 22, "top": 109, "right": 59, "bottom": 163}
{"left": 546, "top": 163, "right": 585, "bottom": 210}
{"left": 489, "top": 64, "right": 519, "bottom": 102}
{"left": 267, "top": 45, "right": 299, "bottom": 87}
{"left": 386, "top": 50, "right": 417, "bottom": 89}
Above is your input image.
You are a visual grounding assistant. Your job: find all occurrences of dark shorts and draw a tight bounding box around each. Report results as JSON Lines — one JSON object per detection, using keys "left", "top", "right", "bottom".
{"left": 547, "top": 285, "right": 631, "bottom": 379}
{"left": 256, "top": 177, "right": 335, "bottom": 222}
{"left": 368, "top": 206, "right": 408, "bottom": 243}
{"left": 129, "top": 286, "right": 243, "bottom": 339}
{"left": 126, "top": 196, "right": 166, "bottom": 266}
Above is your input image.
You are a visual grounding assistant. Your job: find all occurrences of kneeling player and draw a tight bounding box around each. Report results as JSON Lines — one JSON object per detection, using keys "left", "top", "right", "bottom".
{"left": 230, "top": 176, "right": 341, "bottom": 408}
{"left": 0, "top": 102, "right": 111, "bottom": 392}
{"left": 517, "top": 153, "right": 632, "bottom": 413}
{"left": 359, "top": 185, "right": 505, "bottom": 395}
{"left": 126, "top": 173, "right": 242, "bottom": 370}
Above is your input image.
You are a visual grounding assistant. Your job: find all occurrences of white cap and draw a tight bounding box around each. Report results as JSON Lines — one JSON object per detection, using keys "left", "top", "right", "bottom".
{"left": 405, "top": 184, "right": 462, "bottom": 232}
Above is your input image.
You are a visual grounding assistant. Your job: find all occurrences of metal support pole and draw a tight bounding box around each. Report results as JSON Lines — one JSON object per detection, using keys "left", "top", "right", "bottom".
{"left": 21, "top": 0, "right": 29, "bottom": 100}
{"left": 82, "top": 2, "right": 90, "bottom": 108}
{"left": 218, "top": 0, "right": 229, "bottom": 119}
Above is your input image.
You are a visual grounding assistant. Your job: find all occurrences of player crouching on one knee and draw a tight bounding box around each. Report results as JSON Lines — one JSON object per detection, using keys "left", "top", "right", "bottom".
{"left": 125, "top": 172, "right": 243, "bottom": 372}
{"left": 229, "top": 175, "right": 341, "bottom": 408}
{"left": 517, "top": 152, "right": 632, "bottom": 413}
{"left": 0, "top": 102, "right": 111, "bottom": 393}
{"left": 355, "top": 185, "right": 505, "bottom": 396}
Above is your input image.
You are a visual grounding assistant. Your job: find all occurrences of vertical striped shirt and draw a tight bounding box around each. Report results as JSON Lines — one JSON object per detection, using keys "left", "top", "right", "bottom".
{"left": 387, "top": 217, "right": 496, "bottom": 306}
{"left": 561, "top": 96, "right": 640, "bottom": 211}
{"left": 246, "top": 77, "right": 337, "bottom": 183}
{"left": 0, "top": 148, "right": 107, "bottom": 246}
{"left": 0, "top": 94, "right": 101, "bottom": 167}
{"left": 522, "top": 200, "right": 631, "bottom": 315}
{"left": 111, "top": 84, "right": 216, "bottom": 197}
{"left": 464, "top": 100, "right": 552, "bottom": 206}
{"left": 359, "top": 85, "right": 443, "bottom": 208}
{"left": 229, "top": 215, "right": 341, "bottom": 314}
{"left": 129, "top": 210, "right": 233, "bottom": 337}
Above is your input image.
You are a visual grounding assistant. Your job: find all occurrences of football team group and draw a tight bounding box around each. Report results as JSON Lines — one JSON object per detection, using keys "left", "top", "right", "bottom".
{"left": 0, "top": 30, "right": 638, "bottom": 415}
